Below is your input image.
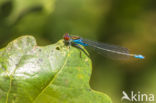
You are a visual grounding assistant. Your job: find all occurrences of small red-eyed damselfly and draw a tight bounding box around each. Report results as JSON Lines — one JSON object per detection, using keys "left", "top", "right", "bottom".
{"left": 63, "top": 33, "right": 144, "bottom": 60}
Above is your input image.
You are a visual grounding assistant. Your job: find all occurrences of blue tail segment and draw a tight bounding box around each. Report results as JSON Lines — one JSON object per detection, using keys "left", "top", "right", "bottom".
{"left": 134, "top": 55, "right": 144, "bottom": 59}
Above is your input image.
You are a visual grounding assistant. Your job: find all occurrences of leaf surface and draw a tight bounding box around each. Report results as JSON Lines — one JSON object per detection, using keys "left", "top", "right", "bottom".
{"left": 0, "top": 36, "right": 112, "bottom": 103}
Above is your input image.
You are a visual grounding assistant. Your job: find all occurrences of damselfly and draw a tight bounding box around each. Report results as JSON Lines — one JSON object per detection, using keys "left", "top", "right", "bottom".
{"left": 63, "top": 33, "right": 144, "bottom": 60}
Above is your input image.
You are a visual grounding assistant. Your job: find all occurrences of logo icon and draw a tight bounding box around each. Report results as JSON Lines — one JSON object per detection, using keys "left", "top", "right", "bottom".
{"left": 122, "top": 91, "right": 131, "bottom": 101}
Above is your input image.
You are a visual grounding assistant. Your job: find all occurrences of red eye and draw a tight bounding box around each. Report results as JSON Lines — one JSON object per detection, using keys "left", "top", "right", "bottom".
{"left": 64, "top": 33, "right": 70, "bottom": 41}
{"left": 64, "top": 36, "right": 70, "bottom": 40}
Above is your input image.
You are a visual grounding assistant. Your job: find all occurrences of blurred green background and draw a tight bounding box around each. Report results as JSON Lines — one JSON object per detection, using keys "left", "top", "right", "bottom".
{"left": 0, "top": 0, "right": 156, "bottom": 102}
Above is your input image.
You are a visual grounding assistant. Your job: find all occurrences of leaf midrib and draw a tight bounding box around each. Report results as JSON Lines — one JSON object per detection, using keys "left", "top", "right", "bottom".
{"left": 32, "top": 50, "right": 70, "bottom": 103}
{"left": 5, "top": 53, "right": 24, "bottom": 103}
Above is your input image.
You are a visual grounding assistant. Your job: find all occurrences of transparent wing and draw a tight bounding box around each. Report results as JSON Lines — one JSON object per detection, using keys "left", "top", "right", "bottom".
{"left": 82, "top": 39, "right": 131, "bottom": 60}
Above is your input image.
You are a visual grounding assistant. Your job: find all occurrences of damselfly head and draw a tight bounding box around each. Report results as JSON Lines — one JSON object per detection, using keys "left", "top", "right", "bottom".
{"left": 64, "top": 33, "right": 70, "bottom": 41}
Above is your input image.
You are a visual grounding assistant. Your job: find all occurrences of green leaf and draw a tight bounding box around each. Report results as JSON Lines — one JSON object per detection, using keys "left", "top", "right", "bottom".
{"left": 0, "top": 36, "right": 112, "bottom": 103}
